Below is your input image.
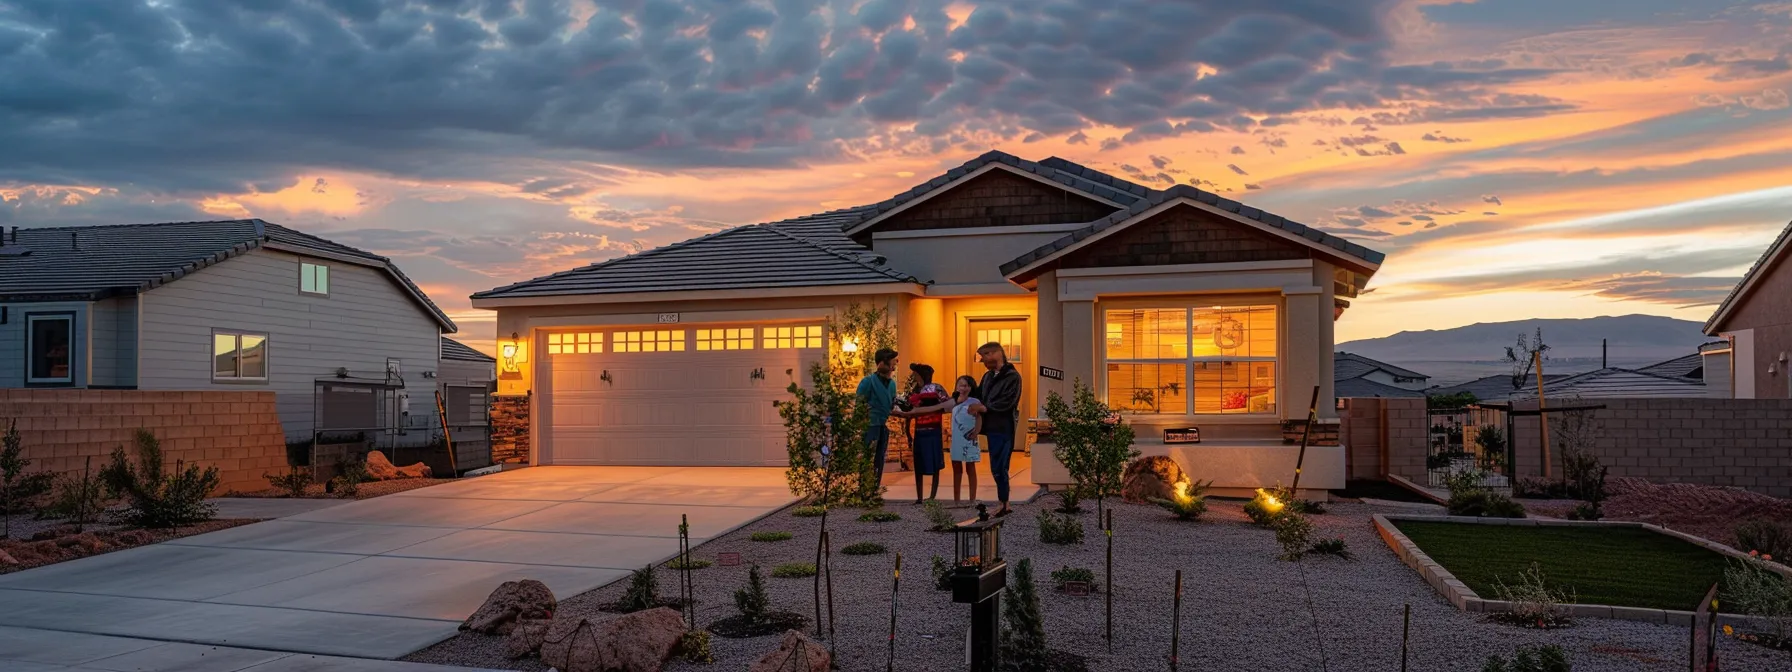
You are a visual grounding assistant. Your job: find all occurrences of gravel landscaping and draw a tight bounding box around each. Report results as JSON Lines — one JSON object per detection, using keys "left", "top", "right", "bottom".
{"left": 220, "top": 477, "right": 454, "bottom": 500}
{"left": 408, "top": 497, "right": 1789, "bottom": 671}
{"left": 1524, "top": 477, "right": 1792, "bottom": 552}
{"left": 0, "top": 518, "right": 260, "bottom": 573}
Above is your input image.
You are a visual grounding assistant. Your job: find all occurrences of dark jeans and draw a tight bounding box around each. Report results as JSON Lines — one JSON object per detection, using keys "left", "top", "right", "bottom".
{"left": 865, "top": 425, "right": 891, "bottom": 483}
{"left": 986, "top": 433, "right": 1014, "bottom": 503}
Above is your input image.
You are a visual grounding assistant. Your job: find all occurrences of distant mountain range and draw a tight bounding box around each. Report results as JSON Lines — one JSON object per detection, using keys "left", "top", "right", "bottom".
{"left": 1337, "top": 315, "right": 1714, "bottom": 386}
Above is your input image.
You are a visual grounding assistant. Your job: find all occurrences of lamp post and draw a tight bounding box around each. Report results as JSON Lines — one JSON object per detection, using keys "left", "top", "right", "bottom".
{"left": 952, "top": 503, "right": 1006, "bottom": 672}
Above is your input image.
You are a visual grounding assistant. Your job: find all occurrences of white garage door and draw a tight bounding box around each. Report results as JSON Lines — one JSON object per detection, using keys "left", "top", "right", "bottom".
{"left": 543, "top": 325, "right": 825, "bottom": 466}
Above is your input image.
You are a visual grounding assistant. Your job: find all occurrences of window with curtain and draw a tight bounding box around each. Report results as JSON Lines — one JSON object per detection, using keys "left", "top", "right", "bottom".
{"left": 213, "top": 331, "right": 269, "bottom": 381}
{"left": 1104, "top": 305, "right": 1277, "bottom": 415}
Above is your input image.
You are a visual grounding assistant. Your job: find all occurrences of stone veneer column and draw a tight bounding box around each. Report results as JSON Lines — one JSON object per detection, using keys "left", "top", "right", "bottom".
{"left": 490, "top": 392, "right": 531, "bottom": 464}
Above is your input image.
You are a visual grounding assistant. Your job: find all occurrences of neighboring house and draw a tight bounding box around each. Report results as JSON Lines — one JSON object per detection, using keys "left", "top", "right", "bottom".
{"left": 439, "top": 337, "right": 496, "bottom": 387}
{"left": 471, "top": 151, "right": 1385, "bottom": 494}
{"left": 1510, "top": 367, "right": 1706, "bottom": 400}
{"left": 1426, "top": 373, "right": 1573, "bottom": 403}
{"left": 0, "top": 220, "right": 457, "bottom": 443}
{"left": 1333, "top": 351, "right": 1428, "bottom": 398}
{"left": 1704, "top": 219, "right": 1792, "bottom": 399}
{"left": 1636, "top": 352, "right": 1705, "bottom": 382}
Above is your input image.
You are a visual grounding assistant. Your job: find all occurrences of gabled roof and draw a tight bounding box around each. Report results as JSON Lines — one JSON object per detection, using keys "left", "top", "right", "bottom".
{"left": 471, "top": 213, "right": 920, "bottom": 301}
{"left": 1513, "top": 367, "right": 1706, "bottom": 400}
{"left": 0, "top": 219, "right": 455, "bottom": 331}
{"left": 1426, "top": 373, "right": 1574, "bottom": 402}
{"left": 838, "top": 151, "right": 1149, "bottom": 237}
{"left": 441, "top": 337, "right": 495, "bottom": 362}
{"left": 1335, "top": 352, "right": 1429, "bottom": 381}
{"left": 1705, "top": 219, "right": 1792, "bottom": 335}
{"left": 1637, "top": 353, "right": 1704, "bottom": 380}
{"left": 1000, "top": 184, "right": 1385, "bottom": 283}
{"left": 1335, "top": 376, "right": 1426, "bottom": 398}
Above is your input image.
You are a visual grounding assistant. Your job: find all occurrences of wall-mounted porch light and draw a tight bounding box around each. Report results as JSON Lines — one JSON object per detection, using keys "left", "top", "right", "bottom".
{"left": 840, "top": 338, "right": 860, "bottom": 353}
{"left": 500, "top": 331, "right": 526, "bottom": 374}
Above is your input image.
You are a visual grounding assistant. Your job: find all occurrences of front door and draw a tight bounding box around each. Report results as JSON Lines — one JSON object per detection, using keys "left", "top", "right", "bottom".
{"left": 966, "top": 318, "right": 1030, "bottom": 450}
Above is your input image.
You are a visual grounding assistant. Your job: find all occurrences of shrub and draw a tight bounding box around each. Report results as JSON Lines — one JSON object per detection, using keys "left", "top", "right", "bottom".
{"left": 1491, "top": 563, "right": 1573, "bottom": 628}
{"left": 100, "top": 429, "right": 221, "bottom": 528}
{"left": 1307, "top": 537, "right": 1352, "bottom": 559}
{"left": 1566, "top": 501, "right": 1602, "bottom": 521}
{"left": 1447, "top": 490, "right": 1527, "bottom": 519}
{"left": 1723, "top": 554, "right": 1792, "bottom": 639}
{"left": 617, "top": 564, "right": 660, "bottom": 612}
{"left": 1273, "top": 511, "right": 1314, "bottom": 561}
{"left": 1, "top": 419, "right": 57, "bottom": 530}
{"left": 339, "top": 456, "right": 370, "bottom": 485}
{"left": 842, "top": 541, "right": 886, "bottom": 555}
{"left": 857, "top": 509, "right": 901, "bottom": 523}
{"left": 1150, "top": 478, "right": 1211, "bottom": 521}
{"left": 1050, "top": 566, "right": 1095, "bottom": 589}
{"left": 1481, "top": 644, "right": 1570, "bottom": 672}
{"left": 1055, "top": 488, "right": 1083, "bottom": 514}
{"left": 667, "top": 556, "right": 713, "bottom": 570}
{"left": 1513, "top": 478, "right": 1572, "bottom": 499}
{"left": 1736, "top": 519, "right": 1792, "bottom": 560}
{"left": 771, "top": 562, "right": 817, "bottom": 578}
{"left": 675, "top": 630, "right": 713, "bottom": 664}
{"left": 924, "top": 499, "right": 957, "bottom": 532}
{"left": 328, "top": 475, "right": 360, "bottom": 498}
{"left": 1037, "top": 510, "right": 1084, "bottom": 545}
{"left": 779, "top": 303, "right": 893, "bottom": 507}
{"left": 1475, "top": 425, "right": 1507, "bottom": 464}
{"left": 791, "top": 505, "right": 828, "bottom": 518}
{"left": 931, "top": 555, "right": 953, "bottom": 591}
{"left": 734, "top": 565, "right": 770, "bottom": 623}
{"left": 1000, "top": 558, "right": 1048, "bottom": 672}
{"left": 266, "top": 466, "right": 314, "bottom": 498}
{"left": 44, "top": 456, "right": 106, "bottom": 533}
{"left": 750, "top": 531, "right": 793, "bottom": 542}
{"left": 1045, "top": 380, "right": 1139, "bottom": 512}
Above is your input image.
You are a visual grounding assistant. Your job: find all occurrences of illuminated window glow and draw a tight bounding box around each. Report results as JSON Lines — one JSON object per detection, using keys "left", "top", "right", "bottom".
{"left": 697, "top": 328, "right": 756, "bottom": 351}
{"left": 1104, "top": 305, "right": 1277, "bottom": 415}
{"left": 764, "top": 325, "right": 823, "bottom": 349}
{"left": 614, "top": 330, "right": 686, "bottom": 353}
{"left": 547, "top": 332, "right": 603, "bottom": 355}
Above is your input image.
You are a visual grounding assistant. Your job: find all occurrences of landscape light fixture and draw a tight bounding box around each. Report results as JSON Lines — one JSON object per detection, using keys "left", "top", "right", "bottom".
{"left": 953, "top": 503, "right": 1007, "bottom": 672}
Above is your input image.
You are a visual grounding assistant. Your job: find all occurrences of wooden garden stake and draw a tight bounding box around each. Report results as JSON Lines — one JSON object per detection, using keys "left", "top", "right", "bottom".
{"left": 1535, "top": 350, "right": 1552, "bottom": 480}
{"left": 1170, "top": 569, "right": 1183, "bottom": 671}
{"left": 1290, "top": 385, "right": 1320, "bottom": 492}
{"left": 1400, "top": 603, "right": 1410, "bottom": 672}
{"left": 1105, "top": 508, "right": 1114, "bottom": 652}
{"left": 824, "top": 529, "right": 837, "bottom": 659}
{"left": 887, "top": 553, "right": 901, "bottom": 672}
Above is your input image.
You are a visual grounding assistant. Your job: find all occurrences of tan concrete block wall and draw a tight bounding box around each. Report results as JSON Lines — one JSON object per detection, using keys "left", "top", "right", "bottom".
{"left": 0, "top": 389, "right": 285, "bottom": 495}
{"left": 1340, "top": 398, "right": 1384, "bottom": 480}
{"left": 1500, "top": 398, "right": 1792, "bottom": 497}
{"left": 1337, "top": 397, "right": 1430, "bottom": 483}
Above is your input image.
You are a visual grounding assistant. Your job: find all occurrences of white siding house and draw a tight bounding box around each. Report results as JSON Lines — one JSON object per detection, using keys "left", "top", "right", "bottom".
{"left": 0, "top": 220, "right": 456, "bottom": 443}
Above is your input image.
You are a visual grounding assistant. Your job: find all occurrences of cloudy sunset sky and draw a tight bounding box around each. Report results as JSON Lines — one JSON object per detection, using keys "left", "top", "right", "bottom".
{"left": 3, "top": 0, "right": 1790, "bottom": 353}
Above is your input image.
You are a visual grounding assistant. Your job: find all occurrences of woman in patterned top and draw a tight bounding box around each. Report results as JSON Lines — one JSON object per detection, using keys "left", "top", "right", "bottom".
{"left": 904, "top": 363, "right": 947, "bottom": 504}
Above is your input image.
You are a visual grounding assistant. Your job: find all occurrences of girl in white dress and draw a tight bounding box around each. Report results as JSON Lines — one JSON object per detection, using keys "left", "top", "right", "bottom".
{"left": 899, "top": 375, "right": 986, "bottom": 504}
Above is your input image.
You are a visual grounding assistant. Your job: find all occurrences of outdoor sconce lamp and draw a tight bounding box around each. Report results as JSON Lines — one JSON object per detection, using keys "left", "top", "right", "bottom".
{"left": 953, "top": 503, "right": 1007, "bottom": 672}
{"left": 840, "top": 338, "right": 859, "bottom": 353}
{"left": 500, "top": 332, "right": 526, "bottom": 374}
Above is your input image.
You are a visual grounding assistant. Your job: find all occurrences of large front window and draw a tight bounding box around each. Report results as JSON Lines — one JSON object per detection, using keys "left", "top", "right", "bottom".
{"left": 1104, "top": 305, "right": 1277, "bottom": 415}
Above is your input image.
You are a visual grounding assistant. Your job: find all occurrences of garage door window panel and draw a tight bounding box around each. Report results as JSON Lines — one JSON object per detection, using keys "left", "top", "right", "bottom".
{"left": 697, "top": 328, "right": 755, "bottom": 351}
{"left": 764, "top": 325, "right": 823, "bottom": 349}
{"left": 548, "top": 332, "right": 603, "bottom": 355}
{"left": 615, "top": 330, "right": 686, "bottom": 353}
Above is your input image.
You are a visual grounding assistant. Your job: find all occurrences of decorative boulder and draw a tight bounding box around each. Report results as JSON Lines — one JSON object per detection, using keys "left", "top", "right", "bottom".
{"left": 747, "top": 629, "right": 830, "bottom": 672}
{"left": 505, "top": 618, "right": 552, "bottom": 659}
{"left": 0, "top": 548, "right": 18, "bottom": 566}
{"left": 461, "top": 579, "right": 557, "bottom": 635}
{"left": 365, "top": 451, "right": 433, "bottom": 480}
{"left": 1121, "top": 455, "right": 1187, "bottom": 504}
{"left": 539, "top": 607, "right": 684, "bottom": 672}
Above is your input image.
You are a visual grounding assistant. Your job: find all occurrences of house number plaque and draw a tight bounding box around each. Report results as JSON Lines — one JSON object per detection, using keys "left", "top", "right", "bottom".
{"left": 657, "top": 313, "right": 679, "bottom": 323}
{"left": 1163, "top": 427, "right": 1201, "bottom": 444}
{"left": 1038, "top": 365, "right": 1064, "bottom": 381}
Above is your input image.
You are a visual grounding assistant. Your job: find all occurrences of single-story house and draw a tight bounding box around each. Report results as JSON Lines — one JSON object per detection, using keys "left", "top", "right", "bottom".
{"left": 1703, "top": 218, "right": 1792, "bottom": 399}
{"left": 1333, "top": 352, "right": 1429, "bottom": 398}
{"left": 471, "top": 151, "right": 1385, "bottom": 495}
{"left": 1509, "top": 367, "right": 1706, "bottom": 400}
{"left": 0, "top": 220, "right": 458, "bottom": 444}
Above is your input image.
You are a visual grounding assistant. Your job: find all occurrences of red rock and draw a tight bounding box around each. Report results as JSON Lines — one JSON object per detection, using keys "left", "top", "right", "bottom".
{"left": 55, "top": 533, "right": 108, "bottom": 553}
{"left": 504, "top": 618, "right": 551, "bottom": 659}
{"left": 747, "top": 629, "right": 830, "bottom": 672}
{"left": 539, "top": 607, "right": 684, "bottom": 672}
{"left": 461, "top": 579, "right": 557, "bottom": 635}
{"left": 112, "top": 530, "right": 154, "bottom": 546}
{"left": 0, "top": 547, "right": 17, "bottom": 565}
{"left": 365, "top": 451, "right": 433, "bottom": 480}
{"left": 1121, "top": 455, "right": 1187, "bottom": 504}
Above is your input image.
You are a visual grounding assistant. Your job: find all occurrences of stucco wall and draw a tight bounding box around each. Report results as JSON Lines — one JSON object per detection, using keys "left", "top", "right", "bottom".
{"left": 0, "top": 388, "right": 286, "bottom": 495}
{"left": 1718, "top": 248, "right": 1792, "bottom": 399}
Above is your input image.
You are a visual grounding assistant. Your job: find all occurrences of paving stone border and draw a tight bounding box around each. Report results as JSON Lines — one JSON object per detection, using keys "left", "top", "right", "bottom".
{"left": 1372, "top": 513, "right": 1790, "bottom": 629}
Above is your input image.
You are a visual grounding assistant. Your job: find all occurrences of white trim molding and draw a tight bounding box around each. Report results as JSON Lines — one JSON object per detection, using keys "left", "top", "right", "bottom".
{"left": 470, "top": 282, "right": 925, "bottom": 309}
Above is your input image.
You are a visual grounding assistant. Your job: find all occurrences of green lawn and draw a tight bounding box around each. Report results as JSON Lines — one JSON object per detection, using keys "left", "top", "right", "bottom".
{"left": 1393, "top": 520, "right": 1731, "bottom": 610}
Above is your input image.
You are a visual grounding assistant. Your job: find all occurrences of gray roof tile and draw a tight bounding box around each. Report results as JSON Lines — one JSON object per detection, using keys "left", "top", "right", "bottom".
{"left": 0, "top": 219, "right": 455, "bottom": 331}
{"left": 441, "top": 337, "right": 495, "bottom": 362}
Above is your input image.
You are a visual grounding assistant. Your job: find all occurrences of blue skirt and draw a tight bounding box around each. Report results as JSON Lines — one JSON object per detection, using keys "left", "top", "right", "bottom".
{"left": 912, "top": 427, "right": 944, "bottom": 476}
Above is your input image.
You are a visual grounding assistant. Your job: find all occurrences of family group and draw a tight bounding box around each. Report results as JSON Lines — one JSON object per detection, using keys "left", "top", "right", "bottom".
{"left": 856, "top": 343, "right": 1022, "bottom": 517}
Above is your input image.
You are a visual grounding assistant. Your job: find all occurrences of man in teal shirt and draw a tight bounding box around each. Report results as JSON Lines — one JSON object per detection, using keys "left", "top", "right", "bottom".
{"left": 857, "top": 347, "right": 899, "bottom": 486}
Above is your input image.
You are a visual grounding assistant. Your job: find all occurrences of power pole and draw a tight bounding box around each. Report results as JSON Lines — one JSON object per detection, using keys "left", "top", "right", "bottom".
{"left": 1535, "top": 350, "right": 1551, "bottom": 480}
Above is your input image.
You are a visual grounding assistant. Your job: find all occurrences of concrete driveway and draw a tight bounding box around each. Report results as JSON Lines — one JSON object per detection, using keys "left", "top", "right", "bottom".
{"left": 0, "top": 466, "right": 796, "bottom": 660}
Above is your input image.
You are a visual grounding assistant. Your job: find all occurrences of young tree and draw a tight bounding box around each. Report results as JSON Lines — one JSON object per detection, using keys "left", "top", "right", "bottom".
{"left": 0, "top": 419, "right": 50, "bottom": 538}
{"left": 100, "top": 429, "right": 221, "bottom": 528}
{"left": 1044, "top": 379, "right": 1138, "bottom": 518}
{"left": 1000, "top": 558, "right": 1048, "bottom": 671}
{"left": 1504, "top": 328, "right": 1550, "bottom": 392}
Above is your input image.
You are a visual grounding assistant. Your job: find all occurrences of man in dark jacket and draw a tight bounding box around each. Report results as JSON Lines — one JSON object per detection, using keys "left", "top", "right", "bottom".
{"left": 976, "top": 341, "right": 1021, "bottom": 516}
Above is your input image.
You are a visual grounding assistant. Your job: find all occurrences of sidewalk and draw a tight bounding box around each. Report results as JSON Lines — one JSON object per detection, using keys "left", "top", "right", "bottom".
{"left": 0, "top": 625, "right": 502, "bottom": 672}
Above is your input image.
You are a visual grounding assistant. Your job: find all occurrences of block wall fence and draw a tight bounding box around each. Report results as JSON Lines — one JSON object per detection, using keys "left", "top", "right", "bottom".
{"left": 1341, "top": 396, "right": 1792, "bottom": 498}
{"left": 0, "top": 389, "right": 286, "bottom": 495}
